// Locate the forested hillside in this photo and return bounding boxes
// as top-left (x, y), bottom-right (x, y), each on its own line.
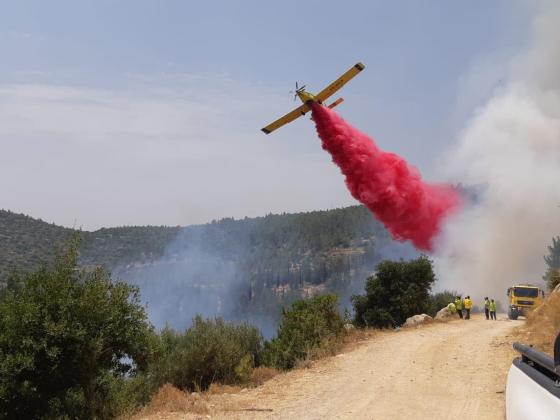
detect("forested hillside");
top-left (0, 210), bottom-right (74, 280)
top-left (0, 209), bottom-right (180, 281)
top-left (1, 206), bottom-right (398, 278)
top-left (0, 206), bottom-right (416, 334)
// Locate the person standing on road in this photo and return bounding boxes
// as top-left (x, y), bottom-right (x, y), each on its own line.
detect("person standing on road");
top-left (484, 297), bottom-right (490, 320)
top-left (464, 296), bottom-right (473, 320)
top-left (454, 296), bottom-right (463, 319)
top-left (489, 299), bottom-right (497, 320)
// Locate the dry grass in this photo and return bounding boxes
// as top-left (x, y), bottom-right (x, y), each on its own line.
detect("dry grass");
top-left (206, 383), bottom-right (242, 395)
top-left (514, 292), bottom-right (560, 354)
top-left (131, 383), bottom-right (209, 418)
top-left (250, 366), bottom-right (279, 386)
top-left (339, 327), bottom-right (379, 353)
top-left (293, 328), bottom-right (378, 369)
top-left (292, 335), bottom-right (344, 370)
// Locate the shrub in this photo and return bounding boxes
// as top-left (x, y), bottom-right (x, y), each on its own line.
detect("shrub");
top-left (149, 317), bottom-right (263, 391)
top-left (0, 243), bottom-right (156, 419)
top-left (427, 290), bottom-right (459, 317)
top-left (352, 256), bottom-right (436, 328)
top-left (262, 294), bottom-right (344, 370)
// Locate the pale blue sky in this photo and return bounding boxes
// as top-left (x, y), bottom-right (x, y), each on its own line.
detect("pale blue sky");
top-left (0, 1), bottom-right (537, 229)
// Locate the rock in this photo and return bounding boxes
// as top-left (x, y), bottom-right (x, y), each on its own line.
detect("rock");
top-left (435, 307), bottom-right (454, 321)
top-left (404, 313), bottom-right (433, 327)
top-left (343, 323), bottom-right (356, 332)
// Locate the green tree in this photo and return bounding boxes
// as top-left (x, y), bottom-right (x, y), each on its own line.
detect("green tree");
top-left (543, 237), bottom-right (560, 291)
top-left (352, 256), bottom-right (436, 328)
top-left (263, 294), bottom-right (344, 370)
top-left (0, 243), bottom-right (156, 419)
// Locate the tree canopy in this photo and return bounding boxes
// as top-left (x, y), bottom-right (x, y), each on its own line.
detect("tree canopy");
top-left (0, 243), bottom-right (156, 419)
top-left (352, 256), bottom-right (436, 328)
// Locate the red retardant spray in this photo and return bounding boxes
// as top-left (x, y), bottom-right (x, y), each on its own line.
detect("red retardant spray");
top-left (311, 103), bottom-right (461, 251)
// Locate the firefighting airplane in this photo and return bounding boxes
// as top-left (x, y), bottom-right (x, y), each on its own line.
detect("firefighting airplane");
top-left (261, 62), bottom-right (365, 134)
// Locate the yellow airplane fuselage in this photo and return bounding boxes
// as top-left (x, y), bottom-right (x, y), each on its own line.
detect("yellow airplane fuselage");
top-left (296, 90), bottom-right (320, 104)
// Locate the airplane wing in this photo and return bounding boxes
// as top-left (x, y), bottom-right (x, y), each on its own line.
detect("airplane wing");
top-left (316, 62), bottom-right (365, 103)
top-left (261, 103), bottom-right (310, 134)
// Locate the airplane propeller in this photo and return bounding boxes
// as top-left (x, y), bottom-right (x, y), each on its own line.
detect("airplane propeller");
top-left (290, 82), bottom-right (306, 101)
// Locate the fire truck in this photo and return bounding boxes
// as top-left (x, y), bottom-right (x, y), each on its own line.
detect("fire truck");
top-left (506, 284), bottom-right (545, 320)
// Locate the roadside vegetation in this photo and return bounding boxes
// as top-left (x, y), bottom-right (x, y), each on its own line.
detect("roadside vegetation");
top-left (351, 256), bottom-right (436, 328)
top-left (0, 239), bottom-right (452, 418)
top-left (147, 317), bottom-right (263, 392)
top-left (0, 241), bottom-right (157, 419)
top-left (262, 294), bottom-right (345, 369)
top-left (0, 242), bottom-right (348, 418)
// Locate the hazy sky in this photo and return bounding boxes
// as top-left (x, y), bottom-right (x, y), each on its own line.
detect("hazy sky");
top-left (0, 1), bottom-right (536, 229)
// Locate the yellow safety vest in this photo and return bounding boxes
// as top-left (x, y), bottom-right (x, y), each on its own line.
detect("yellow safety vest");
top-left (454, 299), bottom-right (463, 310)
top-left (489, 302), bottom-right (497, 312)
top-left (464, 298), bottom-right (473, 309)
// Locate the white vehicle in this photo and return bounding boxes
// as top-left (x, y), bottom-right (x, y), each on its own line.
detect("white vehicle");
top-left (506, 332), bottom-right (560, 419)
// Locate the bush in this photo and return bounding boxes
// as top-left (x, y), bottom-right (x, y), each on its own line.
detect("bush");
top-left (352, 256), bottom-right (436, 328)
top-left (149, 316), bottom-right (263, 391)
top-left (427, 290), bottom-right (459, 317)
top-left (262, 294), bottom-right (344, 370)
top-left (0, 243), bottom-right (156, 419)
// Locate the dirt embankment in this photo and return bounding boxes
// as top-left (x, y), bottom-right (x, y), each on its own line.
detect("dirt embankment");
top-left (137, 314), bottom-right (520, 420)
top-left (514, 291), bottom-right (560, 354)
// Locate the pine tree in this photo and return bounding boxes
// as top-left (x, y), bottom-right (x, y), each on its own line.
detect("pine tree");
top-left (543, 237), bottom-right (560, 291)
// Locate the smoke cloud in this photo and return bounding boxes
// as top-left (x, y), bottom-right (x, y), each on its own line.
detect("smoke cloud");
top-left (435, 1), bottom-right (560, 302)
top-left (114, 226), bottom-right (280, 339)
top-left (311, 103), bottom-right (461, 251)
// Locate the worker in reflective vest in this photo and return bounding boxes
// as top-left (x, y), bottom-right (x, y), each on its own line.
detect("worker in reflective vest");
top-left (484, 297), bottom-right (490, 320)
top-left (447, 302), bottom-right (457, 313)
top-left (464, 296), bottom-right (473, 320)
top-left (489, 299), bottom-right (497, 320)
top-left (454, 296), bottom-right (463, 319)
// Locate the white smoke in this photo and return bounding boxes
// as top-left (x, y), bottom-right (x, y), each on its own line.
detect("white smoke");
top-left (435, 1), bottom-right (560, 302)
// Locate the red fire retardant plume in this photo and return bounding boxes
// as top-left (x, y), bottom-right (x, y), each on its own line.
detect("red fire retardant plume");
top-left (311, 103), bottom-right (461, 251)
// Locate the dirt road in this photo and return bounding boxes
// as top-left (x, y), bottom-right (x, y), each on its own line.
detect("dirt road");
top-left (144, 315), bottom-right (520, 420)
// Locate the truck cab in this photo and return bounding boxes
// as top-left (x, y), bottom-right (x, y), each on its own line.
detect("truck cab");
top-left (506, 285), bottom-right (544, 320)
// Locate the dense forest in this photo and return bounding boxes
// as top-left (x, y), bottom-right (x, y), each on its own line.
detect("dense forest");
top-left (0, 206), bottom-right (416, 335)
